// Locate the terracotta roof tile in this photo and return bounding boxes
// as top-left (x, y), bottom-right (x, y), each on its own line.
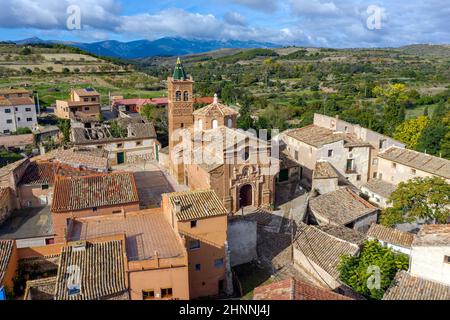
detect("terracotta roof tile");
top-left (54, 240), bottom-right (127, 300)
top-left (0, 240), bottom-right (14, 285)
top-left (383, 271), bottom-right (450, 300)
top-left (52, 172), bottom-right (139, 213)
top-left (253, 277), bottom-right (352, 300)
top-left (367, 224), bottom-right (414, 248)
top-left (167, 189), bottom-right (228, 221)
top-left (19, 162), bottom-right (57, 185)
top-left (69, 210), bottom-right (186, 261)
top-left (294, 223), bottom-right (360, 279)
top-left (378, 146), bottom-right (450, 179)
top-left (412, 224), bottom-right (450, 247)
top-left (24, 277), bottom-right (57, 300)
top-left (193, 101), bottom-right (239, 117)
top-left (314, 161), bottom-right (339, 179)
top-left (309, 187), bottom-right (378, 225)
top-left (362, 179), bottom-right (397, 198)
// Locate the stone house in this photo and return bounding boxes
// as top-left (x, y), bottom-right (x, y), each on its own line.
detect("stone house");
top-left (366, 223), bottom-right (414, 255)
top-left (55, 88), bottom-right (101, 122)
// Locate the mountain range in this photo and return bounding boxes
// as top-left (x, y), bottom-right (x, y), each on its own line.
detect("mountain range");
top-left (7, 37), bottom-right (279, 59)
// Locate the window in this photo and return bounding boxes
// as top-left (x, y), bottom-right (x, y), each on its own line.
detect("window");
top-left (348, 147), bottom-right (353, 152)
top-left (356, 175), bottom-right (361, 181)
top-left (180, 123), bottom-right (184, 128)
top-left (189, 240), bottom-right (200, 250)
top-left (444, 256), bottom-right (450, 264)
top-left (92, 207), bottom-right (97, 212)
top-left (294, 150), bottom-right (299, 161)
top-left (190, 220), bottom-right (197, 228)
top-left (41, 184), bottom-right (49, 190)
top-left (328, 149), bottom-right (333, 157)
top-left (379, 139), bottom-right (386, 149)
top-left (161, 288), bottom-right (173, 299)
top-left (5, 109), bottom-right (11, 113)
top-left (84, 98), bottom-right (89, 102)
top-left (175, 91), bottom-right (182, 101)
top-left (373, 172), bottom-right (377, 179)
top-left (3, 130), bottom-right (9, 134)
top-left (84, 107), bottom-right (90, 111)
top-left (411, 169), bottom-right (416, 175)
top-left (112, 210), bottom-right (122, 214)
top-left (214, 258), bottom-right (224, 268)
top-left (6, 119), bottom-right (12, 124)
top-left (136, 141), bottom-right (142, 147)
top-left (346, 159), bottom-right (355, 173)
top-left (242, 147), bottom-right (250, 161)
top-left (375, 197), bottom-right (380, 203)
top-left (227, 118), bottom-right (233, 128)
top-left (378, 173), bottom-right (383, 179)
top-left (391, 162), bottom-right (397, 169)
top-left (212, 119), bottom-right (218, 129)
top-left (91, 97), bottom-right (96, 102)
top-left (183, 91), bottom-right (189, 101)
top-left (195, 264), bottom-right (201, 271)
top-left (25, 107), bottom-right (31, 112)
top-left (17, 117), bottom-right (21, 122)
top-left (117, 143), bottom-right (123, 148)
top-left (142, 290), bottom-right (155, 300)
top-left (27, 118), bottom-right (32, 122)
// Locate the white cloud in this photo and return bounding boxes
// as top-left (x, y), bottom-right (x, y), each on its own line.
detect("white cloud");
top-left (224, 11), bottom-right (247, 26)
top-left (290, 0), bottom-right (340, 16)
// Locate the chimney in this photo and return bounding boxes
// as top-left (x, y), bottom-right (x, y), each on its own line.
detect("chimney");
top-left (174, 199), bottom-right (182, 214)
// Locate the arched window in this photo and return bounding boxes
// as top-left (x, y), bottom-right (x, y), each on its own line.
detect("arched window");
top-left (212, 119), bottom-right (218, 129)
top-left (183, 91), bottom-right (189, 101)
top-left (242, 147), bottom-right (250, 162)
top-left (198, 119), bottom-right (203, 130)
top-left (227, 118), bottom-right (233, 128)
top-left (175, 91), bottom-right (182, 101)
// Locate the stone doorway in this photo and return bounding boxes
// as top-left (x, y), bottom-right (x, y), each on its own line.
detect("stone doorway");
top-left (239, 184), bottom-right (253, 208)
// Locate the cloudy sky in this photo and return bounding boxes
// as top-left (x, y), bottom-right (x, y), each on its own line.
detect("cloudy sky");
top-left (0, 0), bottom-right (448, 47)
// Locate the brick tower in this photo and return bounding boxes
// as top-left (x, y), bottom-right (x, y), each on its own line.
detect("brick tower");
top-left (167, 58), bottom-right (194, 183)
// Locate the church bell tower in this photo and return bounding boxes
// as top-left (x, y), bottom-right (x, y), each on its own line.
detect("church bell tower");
top-left (167, 58), bottom-right (194, 183)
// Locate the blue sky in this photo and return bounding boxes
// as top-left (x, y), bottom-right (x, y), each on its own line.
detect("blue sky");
top-left (0, 0), bottom-right (448, 47)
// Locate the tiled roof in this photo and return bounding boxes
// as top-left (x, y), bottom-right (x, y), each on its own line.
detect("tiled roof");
top-left (52, 172), bottom-right (139, 213)
top-left (367, 224), bottom-right (414, 248)
top-left (0, 134), bottom-right (34, 148)
top-left (294, 223), bottom-right (360, 279)
top-left (55, 240), bottom-right (127, 300)
top-left (315, 224), bottom-right (366, 245)
top-left (73, 88), bottom-right (99, 97)
top-left (253, 277), bottom-right (352, 300)
top-left (383, 271), bottom-right (450, 300)
top-left (314, 161), bottom-right (339, 179)
top-left (167, 189), bottom-right (228, 221)
top-left (24, 277), bottom-right (57, 300)
top-left (19, 162), bottom-right (57, 185)
top-left (412, 224), bottom-right (450, 247)
top-left (378, 146), bottom-right (450, 179)
top-left (52, 148), bottom-right (109, 171)
top-left (7, 97), bottom-right (35, 106)
top-left (362, 179), bottom-right (397, 198)
top-left (193, 100), bottom-right (239, 117)
top-left (309, 187), bottom-right (378, 225)
top-left (0, 88), bottom-right (31, 95)
top-left (286, 125), bottom-right (370, 148)
top-left (0, 240), bottom-right (14, 285)
top-left (69, 210), bottom-right (186, 261)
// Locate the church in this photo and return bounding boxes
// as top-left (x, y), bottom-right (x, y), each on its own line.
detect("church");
top-left (165, 58), bottom-right (279, 213)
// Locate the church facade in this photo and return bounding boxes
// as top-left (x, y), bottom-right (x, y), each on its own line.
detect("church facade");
top-left (166, 59), bottom-right (279, 213)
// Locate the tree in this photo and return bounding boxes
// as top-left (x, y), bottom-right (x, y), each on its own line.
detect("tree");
top-left (12, 127), bottom-right (32, 135)
top-left (109, 121), bottom-right (127, 138)
top-left (140, 104), bottom-right (157, 123)
top-left (338, 240), bottom-right (409, 300)
top-left (57, 119), bottom-right (71, 144)
top-left (380, 177), bottom-right (450, 227)
top-left (393, 116), bottom-right (429, 149)
top-left (373, 84), bottom-right (409, 134)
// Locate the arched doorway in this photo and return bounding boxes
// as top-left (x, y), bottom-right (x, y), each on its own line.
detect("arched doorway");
top-left (239, 184), bottom-right (253, 208)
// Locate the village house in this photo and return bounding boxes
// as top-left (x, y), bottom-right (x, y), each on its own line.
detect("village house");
top-left (377, 146), bottom-right (450, 185)
top-left (23, 237), bottom-right (129, 300)
top-left (71, 116), bottom-right (159, 165)
top-left (366, 223), bottom-right (414, 255)
top-left (40, 147), bottom-right (109, 173)
top-left (164, 59), bottom-right (278, 212)
top-left (281, 124), bottom-right (372, 189)
top-left (409, 224), bottom-right (450, 286)
top-left (253, 277), bottom-right (352, 300)
top-left (0, 187), bottom-right (13, 225)
top-left (360, 179), bottom-right (397, 208)
top-left (0, 206), bottom-right (54, 248)
top-left (67, 209), bottom-right (190, 300)
top-left (0, 240), bottom-right (18, 295)
top-left (313, 114), bottom-right (405, 180)
top-left (383, 271), bottom-right (450, 300)
top-left (162, 189), bottom-right (231, 299)
top-left (55, 88), bottom-right (101, 122)
top-left (308, 187), bottom-right (379, 232)
top-left (293, 223), bottom-right (363, 296)
top-left (311, 160), bottom-right (340, 194)
top-left (0, 158), bottom-right (29, 214)
top-left (0, 88), bottom-right (37, 135)
top-left (51, 172), bottom-right (140, 243)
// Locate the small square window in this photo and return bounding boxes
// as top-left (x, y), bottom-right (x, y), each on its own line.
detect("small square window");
top-left (373, 172), bottom-right (377, 179)
top-left (214, 258), bottom-right (224, 268)
top-left (136, 141), bottom-right (142, 147)
top-left (92, 207), bottom-right (98, 212)
top-left (392, 162), bottom-right (397, 169)
top-left (356, 175), bottom-right (361, 181)
top-left (195, 264), bottom-right (201, 271)
top-left (27, 118), bottom-right (32, 122)
top-left (161, 288), bottom-right (173, 299)
top-left (25, 108), bottom-right (31, 112)
top-left (190, 220), bottom-right (197, 228)
top-left (6, 119), bottom-right (12, 124)
top-left (117, 143), bottom-right (123, 148)
top-left (444, 256), bottom-right (450, 264)
top-left (328, 149), bottom-right (333, 157)
top-left (142, 290), bottom-right (155, 300)
top-left (411, 169), bottom-right (416, 175)
top-left (5, 109), bottom-right (11, 113)
top-left (294, 150), bottom-right (299, 160)
top-left (189, 240), bottom-right (200, 250)
top-left (41, 184), bottom-right (49, 190)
